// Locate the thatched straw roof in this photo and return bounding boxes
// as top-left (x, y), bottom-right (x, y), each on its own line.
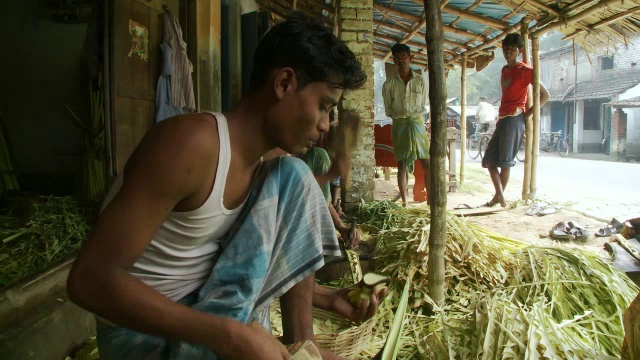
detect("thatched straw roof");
top-left (256, 0), bottom-right (640, 70)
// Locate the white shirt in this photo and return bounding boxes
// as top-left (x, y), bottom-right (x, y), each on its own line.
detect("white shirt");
top-left (476, 101), bottom-right (497, 124)
top-left (382, 70), bottom-right (428, 119)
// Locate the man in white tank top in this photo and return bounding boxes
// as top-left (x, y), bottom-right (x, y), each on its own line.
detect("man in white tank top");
top-left (67, 12), bottom-right (384, 360)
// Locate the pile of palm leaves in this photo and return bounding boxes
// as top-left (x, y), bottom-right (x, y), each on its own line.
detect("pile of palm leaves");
top-left (272, 201), bottom-right (638, 359)
top-left (0, 196), bottom-right (97, 290)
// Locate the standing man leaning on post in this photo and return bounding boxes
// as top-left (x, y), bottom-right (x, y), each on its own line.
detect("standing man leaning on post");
top-left (481, 33), bottom-right (549, 208)
top-left (382, 43), bottom-right (431, 207)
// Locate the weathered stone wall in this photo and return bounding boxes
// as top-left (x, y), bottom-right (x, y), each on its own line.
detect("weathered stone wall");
top-left (339, 0), bottom-right (375, 207)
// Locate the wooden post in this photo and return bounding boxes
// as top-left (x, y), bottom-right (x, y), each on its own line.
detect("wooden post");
top-left (520, 19), bottom-right (533, 200)
top-left (530, 36), bottom-right (541, 200)
top-left (459, 55), bottom-right (467, 184)
top-left (424, 0), bottom-right (447, 306)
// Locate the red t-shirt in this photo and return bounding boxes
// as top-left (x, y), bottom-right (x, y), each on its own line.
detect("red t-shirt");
top-left (499, 61), bottom-right (533, 117)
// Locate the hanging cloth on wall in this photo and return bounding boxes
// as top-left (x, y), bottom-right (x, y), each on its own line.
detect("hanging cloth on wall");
top-left (163, 6), bottom-right (196, 112)
top-left (156, 43), bottom-right (183, 122)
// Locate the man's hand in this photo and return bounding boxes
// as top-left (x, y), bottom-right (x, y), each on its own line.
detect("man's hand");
top-left (327, 286), bottom-right (388, 323)
top-left (337, 226), bottom-right (361, 249)
top-left (219, 321), bottom-right (290, 360)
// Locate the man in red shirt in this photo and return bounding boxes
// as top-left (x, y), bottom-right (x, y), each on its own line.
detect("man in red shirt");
top-left (481, 33), bottom-right (549, 207)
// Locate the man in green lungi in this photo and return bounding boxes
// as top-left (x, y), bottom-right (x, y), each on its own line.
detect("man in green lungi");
top-left (382, 43), bottom-right (431, 206)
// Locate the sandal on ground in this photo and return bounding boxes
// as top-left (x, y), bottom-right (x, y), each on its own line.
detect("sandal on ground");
top-left (478, 200), bottom-right (499, 208)
top-left (550, 229), bottom-right (575, 241)
top-left (596, 224), bottom-right (618, 237)
top-left (538, 206), bottom-right (558, 216)
top-left (526, 202), bottom-right (548, 216)
top-left (552, 221), bottom-right (570, 232)
top-left (454, 204), bottom-right (473, 210)
top-left (568, 221), bottom-right (591, 241)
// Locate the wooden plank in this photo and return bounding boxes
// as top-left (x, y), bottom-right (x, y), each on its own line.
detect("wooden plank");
top-left (451, 206), bottom-right (505, 217)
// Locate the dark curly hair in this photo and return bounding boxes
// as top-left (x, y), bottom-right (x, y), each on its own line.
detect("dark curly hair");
top-left (249, 12), bottom-right (367, 91)
top-left (502, 33), bottom-right (524, 49)
top-left (391, 43), bottom-right (410, 56)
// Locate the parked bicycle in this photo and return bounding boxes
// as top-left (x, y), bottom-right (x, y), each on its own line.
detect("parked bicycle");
top-left (467, 123), bottom-right (491, 160)
top-left (540, 130), bottom-right (572, 157)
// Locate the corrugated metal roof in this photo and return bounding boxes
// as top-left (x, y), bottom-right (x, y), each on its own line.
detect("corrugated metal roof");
top-left (257, 0), bottom-right (640, 70)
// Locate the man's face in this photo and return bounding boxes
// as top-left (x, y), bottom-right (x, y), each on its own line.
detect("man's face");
top-left (393, 51), bottom-right (411, 72)
top-left (502, 44), bottom-right (521, 62)
top-left (268, 75), bottom-right (343, 157)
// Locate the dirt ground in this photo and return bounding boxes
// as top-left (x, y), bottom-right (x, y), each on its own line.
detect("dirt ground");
top-left (372, 166), bottom-right (612, 257)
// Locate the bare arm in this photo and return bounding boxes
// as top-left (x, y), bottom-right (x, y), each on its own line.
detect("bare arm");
top-left (382, 82), bottom-right (393, 117)
top-left (524, 82), bottom-right (550, 118)
top-left (67, 115), bottom-right (288, 359)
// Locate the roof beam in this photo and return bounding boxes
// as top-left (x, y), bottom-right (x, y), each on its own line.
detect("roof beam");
top-left (374, 32), bottom-right (457, 56)
top-left (373, 3), bottom-right (489, 41)
top-left (381, 14), bottom-right (427, 62)
top-left (448, 22), bottom-right (521, 65)
top-left (533, 0), bottom-right (628, 37)
top-left (527, 0), bottom-right (561, 16)
top-left (374, 20), bottom-right (472, 51)
top-left (562, 6), bottom-right (640, 40)
top-left (307, 0), bottom-right (334, 14)
top-left (451, 0), bottom-right (482, 27)
top-left (409, 0), bottom-right (508, 30)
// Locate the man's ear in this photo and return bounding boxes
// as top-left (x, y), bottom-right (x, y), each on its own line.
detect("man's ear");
top-left (273, 68), bottom-right (298, 100)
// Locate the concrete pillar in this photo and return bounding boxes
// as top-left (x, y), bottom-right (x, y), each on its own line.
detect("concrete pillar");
top-left (339, 0), bottom-right (375, 208)
top-left (195, 0), bottom-right (222, 112)
top-left (611, 108), bottom-right (627, 161)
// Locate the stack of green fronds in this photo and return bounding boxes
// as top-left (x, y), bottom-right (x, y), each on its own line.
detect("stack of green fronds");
top-left (357, 200), bottom-right (404, 230)
top-left (374, 206), bottom-right (524, 309)
top-left (301, 203), bottom-right (638, 359)
top-left (0, 115), bottom-right (20, 192)
top-left (66, 75), bottom-right (107, 202)
top-left (65, 336), bottom-right (99, 360)
top-left (0, 196), bottom-right (97, 289)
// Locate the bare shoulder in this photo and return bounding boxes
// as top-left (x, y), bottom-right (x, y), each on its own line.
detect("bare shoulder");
top-left (123, 113), bottom-right (220, 199)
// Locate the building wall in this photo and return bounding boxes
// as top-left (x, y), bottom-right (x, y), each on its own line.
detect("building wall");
top-left (618, 84), bottom-right (640, 155)
top-left (339, 0), bottom-right (375, 206)
top-left (542, 43), bottom-right (640, 154)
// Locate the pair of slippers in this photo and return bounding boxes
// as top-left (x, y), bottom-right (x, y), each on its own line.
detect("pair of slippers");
top-left (549, 221), bottom-right (591, 241)
top-left (526, 202), bottom-right (559, 216)
top-left (596, 218), bottom-right (623, 237)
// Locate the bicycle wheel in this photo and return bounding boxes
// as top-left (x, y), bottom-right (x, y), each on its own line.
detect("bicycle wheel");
top-left (373, 144), bottom-right (401, 201)
top-left (557, 136), bottom-right (570, 157)
top-left (516, 140), bottom-right (526, 162)
top-left (479, 135), bottom-right (490, 159)
top-left (467, 135), bottom-right (481, 160)
top-left (539, 138), bottom-right (550, 156)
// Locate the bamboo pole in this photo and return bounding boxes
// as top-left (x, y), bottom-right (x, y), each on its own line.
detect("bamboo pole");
top-left (381, 16), bottom-right (427, 63)
top-left (520, 19), bottom-right (534, 201)
top-left (531, 0), bottom-right (628, 37)
top-left (530, 36), bottom-right (541, 200)
top-left (447, 22), bottom-right (521, 65)
top-left (409, 0), bottom-right (509, 29)
top-left (562, 6), bottom-right (640, 40)
top-left (424, 0), bottom-right (447, 307)
top-left (374, 3), bottom-right (489, 41)
top-left (460, 55), bottom-right (467, 184)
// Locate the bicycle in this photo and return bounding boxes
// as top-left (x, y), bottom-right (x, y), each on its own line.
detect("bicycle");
top-left (467, 123), bottom-right (492, 160)
top-left (540, 130), bottom-right (572, 157)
